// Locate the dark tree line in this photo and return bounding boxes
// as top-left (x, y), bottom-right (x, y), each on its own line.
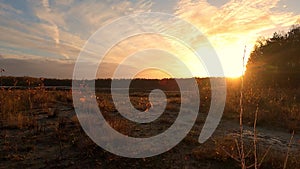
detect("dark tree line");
top-left (0, 76), bottom-right (212, 91)
top-left (0, 76), bottom-right (71, 87)
top-left (245, 25), bottom-right (300, 88)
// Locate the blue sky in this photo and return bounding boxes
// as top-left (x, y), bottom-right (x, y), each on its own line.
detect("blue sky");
top-left (0, 0), bottom-right (299, 78)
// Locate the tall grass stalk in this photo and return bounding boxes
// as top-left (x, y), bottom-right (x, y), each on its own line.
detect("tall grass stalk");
top-left (239, 46), bottom-right (247, 169)
top-left (253, 104), bottom-right (259, 169)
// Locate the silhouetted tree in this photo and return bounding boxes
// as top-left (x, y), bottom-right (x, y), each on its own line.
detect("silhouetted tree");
top-left (245, 25), bottom-right (300, 88)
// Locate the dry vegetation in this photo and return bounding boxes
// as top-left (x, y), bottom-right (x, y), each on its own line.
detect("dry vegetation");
top-left (0, 79), bottom-right (299, 168)
top-left (225, 79), bottom-right (300, 132)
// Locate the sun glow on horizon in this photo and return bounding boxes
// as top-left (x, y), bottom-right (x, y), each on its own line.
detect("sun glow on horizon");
top-left (97, 32), bottom-right (254, 79)
top-left (212, 42), bottom-right (253, 78)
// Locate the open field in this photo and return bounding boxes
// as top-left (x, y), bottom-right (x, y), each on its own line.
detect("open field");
top-left (0, 79), bottom-right (300, 169)
top-left (1, 1), bottom-right (299, 168)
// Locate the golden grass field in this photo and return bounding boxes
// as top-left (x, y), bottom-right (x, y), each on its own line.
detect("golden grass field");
top-left (0, 78), bottom-right (299, 169)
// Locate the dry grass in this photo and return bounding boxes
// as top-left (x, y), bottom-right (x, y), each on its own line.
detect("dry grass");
top-left (0, 87), bottom-right (72, 129)
top-left (0, 79), bottom-right (299, 168)
top-left (208, 134), bottom-right (300, 169)
top-left (225, 79), bottom-right (300, 132)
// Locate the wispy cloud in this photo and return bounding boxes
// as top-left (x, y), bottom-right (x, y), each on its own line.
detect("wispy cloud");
top-left (0, 3), bottom-right (23, 15)
top-left (0, 0), bottom-right (299, 78)
top-left (0, 0), bottom-right (152, 58)
top-left (0, 0), bottom-right (153, 78)
top-left (40, 0), bottom-right (60, 45)
top-left (176, 0), bottom-right (300, 36)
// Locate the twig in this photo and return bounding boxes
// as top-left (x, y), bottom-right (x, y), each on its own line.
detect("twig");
top-left (283, 130), bottom-right (294, 169)
top-left (212, 138), bottom-right (241, 162)
top-left (222, 146), bottom-right (241, 163)
top-left (235, 138), bottom-right (241, 159)
top-left (258, 145), bottom-right (272, 168)
top-left (245, 149), bottom-right (252, 159)
top-left (247, 163), bottom-right (255, 169)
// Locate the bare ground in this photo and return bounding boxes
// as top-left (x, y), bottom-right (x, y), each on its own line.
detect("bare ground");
top-left (1, 101), bottom-right (300, 169)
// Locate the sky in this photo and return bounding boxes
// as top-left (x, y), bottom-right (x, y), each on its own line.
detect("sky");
top-left (0, 0), bottom-right (299, 79)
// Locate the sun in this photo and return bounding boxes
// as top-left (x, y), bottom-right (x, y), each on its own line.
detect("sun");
top-left (209, 41), bottom-right (252, 78)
